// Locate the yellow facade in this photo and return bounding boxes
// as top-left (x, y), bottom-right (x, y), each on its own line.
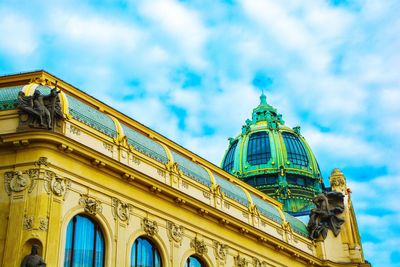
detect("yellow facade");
top-left (0, 71), bottom-right (370, 267)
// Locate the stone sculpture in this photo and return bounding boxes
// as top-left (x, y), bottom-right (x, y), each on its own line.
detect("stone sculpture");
top-left (20, 244), bottom-right (46, 267)
top-left (307, 191), bottom-right (345, 240)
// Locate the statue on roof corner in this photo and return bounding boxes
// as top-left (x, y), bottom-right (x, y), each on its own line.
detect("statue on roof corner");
top-left (18, 81), bottom-right (63, 130)
top-left (307, 191), bottom-right (345, 240)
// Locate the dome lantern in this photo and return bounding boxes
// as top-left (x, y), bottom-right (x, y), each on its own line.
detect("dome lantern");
top-left (221, 93), bottom-right (323, 215)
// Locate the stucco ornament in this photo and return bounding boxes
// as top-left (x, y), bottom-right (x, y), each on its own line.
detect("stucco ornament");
top-left (213, 241), bottom-right (228, 261)
top-left (39, 217), bottom-right (49, 231)
top-left (307, 191), bottom-right (345, 240)
top-left (112, 198), bottom-right (130, 222)
top-left (167, 221), bottom-right (184, 243)
top-left (79, 195), bottom-right (102, 215)
top-left (190, 237), bottom-right (208, 255)
top-left (234, 255), bottom-right (247, 267)
top-left (4, 170), bottom-right (38, 194)
top-left (23, 215), bottom-right (33, 230)
top-left (143, 218), bottom-right (158, 236)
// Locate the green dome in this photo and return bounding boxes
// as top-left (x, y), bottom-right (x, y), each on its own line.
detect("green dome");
top-left (221, 93), bottom-right (323, 215)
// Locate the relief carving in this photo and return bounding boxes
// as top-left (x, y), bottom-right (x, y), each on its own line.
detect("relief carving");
top-left (167, 221), bottom-right (184, 243)
top-left (143, 218), bottom-right (158, 236)
top-left (69, 125), bottom-right (81, 135)
top-left (44, 170), bottom-right (70, 198)
top-left (79, 195), bottom-right (102, 215)
top-left (112, 198), bottom-right (130, 222)
top-left (213, 241), bottom-right (228, 261)
top-left (4, 169), bottom-right (38, 195)
top-left (190, 237), bottom-right (208, 255)
top-left (23, 215), bottom-right (33, 230)
top-left (39, 217), bottom-right (49, 231)
top-left (234, 255), bottom-right (247, 267)
top-left (35, 157), bottom-right (49, 167)
top-left (307, 191), bottom-right (345, 240)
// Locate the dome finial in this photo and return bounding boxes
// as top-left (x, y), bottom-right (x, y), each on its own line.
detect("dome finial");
top-left (260, 90), bottom-right (267, 105)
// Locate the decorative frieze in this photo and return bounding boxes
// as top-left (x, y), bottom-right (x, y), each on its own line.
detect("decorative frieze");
top-left (143, 218), bottom-right (158, 236)
top-left (69, 125), bottom-right (81, 135)
top-left (103, 142), bottom-right (113, 152)
top-left (79, 195), bottom-right (102, 215)
top-left (213, 241), bottom-right (228, 261)
top-left (167, 221), bottom-right (184, 243)
top-left (190, 237), bottom-right (208, 255)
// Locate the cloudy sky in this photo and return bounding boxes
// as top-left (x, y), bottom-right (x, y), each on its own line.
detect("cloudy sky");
top-left (1, 0), bottom-right (399, 265)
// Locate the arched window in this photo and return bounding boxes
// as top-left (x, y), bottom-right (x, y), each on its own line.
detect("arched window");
top-left (282, 132), bottom-right (309, 166)
top-left (131, 237), bottom-right (161, 267)
top-left (222, 140), bottom-right (238, 172)
top-left (64, 214), bottom-right (105, 267)
top-left (185, 255), bottom-right (206, 267)
top-left (247, 131), bottom-right (271, 165)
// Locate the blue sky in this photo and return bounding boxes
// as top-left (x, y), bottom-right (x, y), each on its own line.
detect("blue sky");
top-left (1, 0), bottom-right (399, 265)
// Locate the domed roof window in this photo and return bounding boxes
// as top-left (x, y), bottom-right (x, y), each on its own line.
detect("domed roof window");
top-left (222, 140), bottom-right (238, 172)
top-left (282, 132), bottom-right (309, 167)
top-left (247, 131), bottom-right (271, 165)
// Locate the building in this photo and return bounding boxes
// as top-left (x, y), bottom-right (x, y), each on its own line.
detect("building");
top-left (0, 70), bottom-right (370, 266)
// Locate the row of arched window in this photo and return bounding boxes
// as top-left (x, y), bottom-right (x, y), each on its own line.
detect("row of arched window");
top-left (64, 214), bottom-right (206, 267)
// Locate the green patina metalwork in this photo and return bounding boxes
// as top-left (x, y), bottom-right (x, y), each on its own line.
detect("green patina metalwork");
top-left (284, 212), bottom-right (309, 237)
top-left (121, 124), bottom-right (169, 164)
top-left (221, 93), bottom-right (322, 215)
top-left (66, 94), bottom-right (117, 138)
top-left (250, 193), bottom-right (283, 224)
top-left (171, 150), bottom-right (212, 187)
top-left (213, 174), bottom-right (250, 207)
top-left (0, 86), bottom-right (24, 110)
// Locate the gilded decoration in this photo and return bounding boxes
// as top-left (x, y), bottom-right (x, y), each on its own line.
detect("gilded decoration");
top-left (79, 195), bottom-right (102, 215)
top-left (143, 218), bottom-right (158, 236)
top-left (213, 241), bottom-right (228, 261)
top-left (190, 237), bottom-right (208, 255)
top-left (167, 221), bottom-right (184, 243)
top-left (4, 169), bottom-right (38, 195)
top-left (234, 255), bottom-right (247, 267)
top-left (112, 198), bottom-right (130, 222)
top-left (308, 191), bottom-right (345, 240)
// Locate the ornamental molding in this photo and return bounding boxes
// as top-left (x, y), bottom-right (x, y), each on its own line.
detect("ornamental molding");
top-left (39, 217), bottom-right (49, 231)
top-left (143, 218), bottom-right (158, 236)
top-left (234, 255), bottom-right (247, 267)
top-left (213, 241), bottom-right (228, 261)
top-left (79, 195), bottom-right (102, 215)
top-left (167, 221), bottom-right (184, 243)
top-left (253, 258), bottom-right (267, 267)
top-left (190, 237), bottom-right (208, 255)
top-left (4, 169), bottom-right (39, 195)
top-left (112, 198), bottom-right (131, 223)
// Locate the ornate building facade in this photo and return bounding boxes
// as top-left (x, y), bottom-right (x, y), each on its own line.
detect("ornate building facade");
top-left (0, 71), bottom-right (369, 266)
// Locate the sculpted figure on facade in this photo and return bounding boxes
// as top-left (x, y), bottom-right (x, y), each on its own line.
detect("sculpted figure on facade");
top-left (143, 218), bottom-right (158, 236)
top-left (21, 244), bottom-right (46, 267)
top-left (79, 195), bottom-right (102, 215)
top-left (167, 221), bottom-right (184, 243)
top-left (191, 237), bottom-right (208, 255)
top-left (307, 191), bottom-right (345, 240)
top-left (213, 241), bottom-right (228, 261)
top-left (17, 84), bottom-right (63, 130)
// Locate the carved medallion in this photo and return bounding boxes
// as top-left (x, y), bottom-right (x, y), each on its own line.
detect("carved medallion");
top-left (191, 237), bottom-right (208, 255)
top-left (213, 241), bottom-right (227, 261)
top-left (79, 195), bottom-right (102, 215)
top-left (112, 198), bottom-right (130, 222)
top-left (4, 170), bottom-right (38, 195)
top-left (167, 221), bottom-right (184, 243)
top-left (143, 218), bottom-right (158, 236)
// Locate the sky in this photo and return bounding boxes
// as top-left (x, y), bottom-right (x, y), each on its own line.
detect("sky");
top-left (1, 0), bottom-right (399, 265)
